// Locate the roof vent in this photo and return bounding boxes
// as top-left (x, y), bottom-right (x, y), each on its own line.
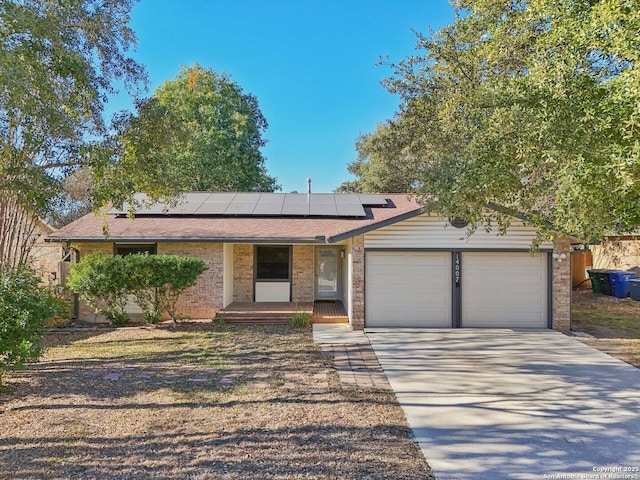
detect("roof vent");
top-left (306, 178), bottom-right (311, 194)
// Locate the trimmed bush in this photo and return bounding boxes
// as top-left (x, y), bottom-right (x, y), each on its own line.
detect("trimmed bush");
top-left (127, 254), bottom-right (208, 323)
top-left (0, 266), bottom-right (68, 385)
top-left (66, 253), bottom-right (133, 326)
top-left (67, 253), bottom-right (208, 325)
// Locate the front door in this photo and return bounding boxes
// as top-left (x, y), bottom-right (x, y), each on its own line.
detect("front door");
top-left (316, 248), bottom-right (340, 300)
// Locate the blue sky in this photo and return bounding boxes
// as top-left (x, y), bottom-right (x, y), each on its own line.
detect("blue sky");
top-left (108, 0), bottom-right (455, 193)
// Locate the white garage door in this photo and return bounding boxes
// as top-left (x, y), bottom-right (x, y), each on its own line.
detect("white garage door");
top-left (366, 251), bottom-right (452, 327)
top-left (462, 252), bottom-right (548, 328)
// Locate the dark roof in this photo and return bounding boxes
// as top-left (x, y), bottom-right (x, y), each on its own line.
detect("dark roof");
top-left (48, 193), bottom-right (423, 244)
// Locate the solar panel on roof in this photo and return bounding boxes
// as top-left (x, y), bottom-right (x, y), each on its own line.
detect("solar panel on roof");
top-left (282, 194), bottom-right (310, 215)
top-left (223, 193), bottom-right (261, 214)
top-left (196, 192), bottom-right (236, 215)
top-left (109, 193), bottom-right (181, 215)
top-left (108, 192), bottom-right (388, 217)
top-left (309, 194), bottom-right (338, 216)
top-left (176, 193), bottom-right (212, 214)
top-left (357, 194), bottom-right (388, 206)
top-left (335, 195), bottom-right (366, 216)
top-left (253, 194), bottom-right (285, 215)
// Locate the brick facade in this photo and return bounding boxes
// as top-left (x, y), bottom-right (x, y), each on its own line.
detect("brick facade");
top-left (292, 245), bottom-right (315, 302)
top-left (350, 235), bottom-right (365, 330)
top-left (158, 242), bottom-right (223, 319)
top-left (233, 244), bottom-right (254, 302)
top-left (552, 237), bottom-right (572, 332)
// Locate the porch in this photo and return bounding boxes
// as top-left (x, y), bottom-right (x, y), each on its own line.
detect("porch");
top-left (215, 301), bottom-right (348, 325)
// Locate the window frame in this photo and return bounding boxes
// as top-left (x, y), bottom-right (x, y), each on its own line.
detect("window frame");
top-left (113, 243), bottom-right (158, 256)
top-left (254, 245), bottom-right (292, 282)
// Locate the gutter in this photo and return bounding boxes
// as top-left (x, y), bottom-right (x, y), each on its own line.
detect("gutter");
top-left (45, 236), bottom-right (328, 244)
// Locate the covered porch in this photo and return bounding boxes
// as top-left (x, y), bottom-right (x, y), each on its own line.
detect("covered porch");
top-left (215, 301), bottom-right (348, 325)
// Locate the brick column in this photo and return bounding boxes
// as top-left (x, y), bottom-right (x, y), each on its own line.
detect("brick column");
top-left (233, 244), bottom-right (254, 302)
top-left (292, 245), bottom-right (314, 302)
top-left (350, 235), bottom-right (365, 330)
top-left (552, 237), bottom-right (572, 332)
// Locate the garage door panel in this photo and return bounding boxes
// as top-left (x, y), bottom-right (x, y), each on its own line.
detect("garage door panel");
top-left (366, 252), bottom-right (451, 328)
top-left (462, 253), bottom-right (547, 328)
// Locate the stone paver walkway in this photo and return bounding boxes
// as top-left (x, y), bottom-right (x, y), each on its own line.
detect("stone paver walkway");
top-left (313, 323), bottom-right (391, 390)
top-left (319, 343), bottom-right (392, 390)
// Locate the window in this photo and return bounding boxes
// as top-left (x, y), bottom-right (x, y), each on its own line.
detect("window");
top-left (255, 246), bottom-right (291, 281)
top-left (114, 244), bottom-right (157, 256)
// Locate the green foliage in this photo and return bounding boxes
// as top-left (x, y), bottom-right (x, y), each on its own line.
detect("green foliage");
top-left (339, 123), bottom-right (420, 193)
top-left (369, 0), bottom-right (640, 242)
top-left (291, 312), bottom-right (311, 328)
top-left (0, 0), bottom-right (145, 262)
top-left (66, 254), bottom-right (132, 326)
top-left (0, 266), bottom-right (68, 385)
top-left (67, 254), bottom-right (208, 325)
top-left (126, 254), bottom-right (209, 324)
top-left (99, 64), bottom-right (280, 208)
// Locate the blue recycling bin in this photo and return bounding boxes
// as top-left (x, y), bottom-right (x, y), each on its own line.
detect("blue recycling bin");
top-left (609, 271), bottom-right (637, 298)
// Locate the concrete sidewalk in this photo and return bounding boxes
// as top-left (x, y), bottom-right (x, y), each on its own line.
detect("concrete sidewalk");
top-left (312, 323), bottom-right (369, 344)
top-left (367, 329), bottom-right (640, 480)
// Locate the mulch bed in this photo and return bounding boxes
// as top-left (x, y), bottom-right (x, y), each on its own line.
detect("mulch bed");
top-left (0, 324), bottom-right (433, 480)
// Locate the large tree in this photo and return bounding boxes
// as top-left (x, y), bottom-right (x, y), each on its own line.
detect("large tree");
top-left (0, 0), bottom-right (146, 271)
top-left (337, 122), bottom-right (421, 193)
top-left (366, 0), bottom-right (639, 241)
top-left (103, 64), bottom-right (279, 199)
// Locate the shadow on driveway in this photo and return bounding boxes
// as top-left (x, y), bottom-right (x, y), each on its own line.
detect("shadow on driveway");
top-left (366, 329), bottom-right (640, 480)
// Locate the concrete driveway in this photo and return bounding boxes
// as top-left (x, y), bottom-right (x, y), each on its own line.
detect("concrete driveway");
top-left (366, 329), bottom-right (640, 480)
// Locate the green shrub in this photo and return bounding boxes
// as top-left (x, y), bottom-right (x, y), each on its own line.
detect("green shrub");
top-left (148, 255), bottom-right (208, 323)
top-left (0, 266), bottom-right (68, 385)
top-left (66, 253), bottom-right (133, 326)
top-left (128, 254), bottom-right (208, 323)
top-left (67, 253), bottom-right (208, 325)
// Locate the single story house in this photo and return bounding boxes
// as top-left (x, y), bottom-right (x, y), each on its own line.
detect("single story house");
top-left (46, 192), bottom-right (572, 331)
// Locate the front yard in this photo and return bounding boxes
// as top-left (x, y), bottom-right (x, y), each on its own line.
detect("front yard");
top-left (572, 289), bottom-right (640, 368)
top-left (0, 324), bottom-right (432, 480)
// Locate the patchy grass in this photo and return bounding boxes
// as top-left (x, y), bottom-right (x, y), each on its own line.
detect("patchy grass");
top-left (572, 290), bottom-right (640, 337)
top-left (572, 290), bottom-right (640, 368)
top-left (0, 324), bottom-right (432, 480)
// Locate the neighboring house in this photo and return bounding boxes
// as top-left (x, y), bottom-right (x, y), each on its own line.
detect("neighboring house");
top-left (0, 217), bottom-right (62, 286)
top-left (30, 220), bottom-right (63, 287)
top-left (46, 192), bottom-right (572, 331)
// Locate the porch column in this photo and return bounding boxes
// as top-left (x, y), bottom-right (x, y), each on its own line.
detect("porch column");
top-left (350, 234), bottom-right (365, 330)
top-left (552, 237), bottom-right (571, 332)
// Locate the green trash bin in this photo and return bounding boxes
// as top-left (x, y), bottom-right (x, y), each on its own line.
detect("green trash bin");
top-left (587, 269), bottom-right (603, 294)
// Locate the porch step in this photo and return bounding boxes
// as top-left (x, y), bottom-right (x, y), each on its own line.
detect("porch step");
top-left (312, 301), bottom-right (348, 324)
top-left (215, 302), bottom-right (313, 326)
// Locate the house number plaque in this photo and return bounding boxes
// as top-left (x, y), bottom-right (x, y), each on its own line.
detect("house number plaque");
top-left (455, 252), bottom-right (461, 287)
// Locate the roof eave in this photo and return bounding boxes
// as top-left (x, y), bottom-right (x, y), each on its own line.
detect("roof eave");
top-left (45, 236), bottom-right (327, 244)
top-left (327, 208), bottom-right (424, 243)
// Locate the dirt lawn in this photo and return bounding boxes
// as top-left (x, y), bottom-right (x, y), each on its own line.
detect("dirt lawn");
top-left (0, 324), bottom-right (433, 480)
top-left (572, 289), bottom-right (640, 368)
